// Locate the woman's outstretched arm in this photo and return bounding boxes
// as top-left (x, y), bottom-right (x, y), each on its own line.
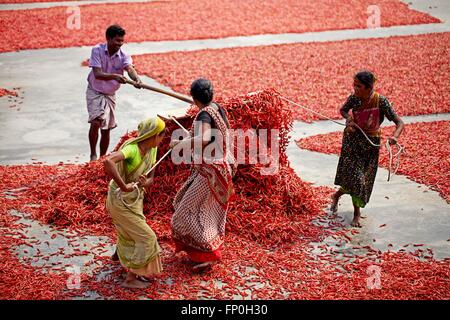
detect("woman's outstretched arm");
top-left (389, 114), bottom-right (404, 144)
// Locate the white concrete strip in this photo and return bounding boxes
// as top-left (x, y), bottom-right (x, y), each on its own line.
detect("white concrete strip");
top-left (1, 0), bottom-right (448, 56)
top-left (0, 0), bottom-right (158, 11)
top-left (3, 23), bottom-right (447, 58)
top-left (125, 23), bottom-right (450, 55)
top-left (405, 0), bottom-right (450, 23)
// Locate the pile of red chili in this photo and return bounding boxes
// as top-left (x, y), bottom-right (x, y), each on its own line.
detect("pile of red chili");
top-left (1, 90), bottom-right (449, 299)
top-left (1, 89), bottom-right (331, 243)
top-left (0, 0), bottom-right (439, 53)
top-left (133, 32), bottom-right (450, 122)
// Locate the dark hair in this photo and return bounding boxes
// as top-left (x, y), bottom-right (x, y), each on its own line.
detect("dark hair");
top-left (106, 25), bottom-right (126, 39)
top-left (355, 70), bottom-right (376, 89)
top-left (190, 78), bottom-right (214, 104)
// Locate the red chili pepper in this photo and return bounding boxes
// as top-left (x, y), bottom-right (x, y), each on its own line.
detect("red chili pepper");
top-left (1, 88), bottom-right (449, 300)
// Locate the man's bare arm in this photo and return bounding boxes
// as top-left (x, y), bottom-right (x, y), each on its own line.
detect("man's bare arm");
top-left (125, 65), bottom-right (142, 88)
top-left (92, 67), bottom-right (127, 83)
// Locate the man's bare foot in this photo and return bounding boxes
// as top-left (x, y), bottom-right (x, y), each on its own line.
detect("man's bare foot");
top-left (350, 217), bottom-right (362, 228)
top-left (121, 278), bottom-right (149, 289)
top-left (90, 154), bottom-right (98, 161)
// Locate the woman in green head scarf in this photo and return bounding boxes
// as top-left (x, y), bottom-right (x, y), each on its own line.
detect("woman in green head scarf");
top-left (104, 116), bottom-right (166, 289)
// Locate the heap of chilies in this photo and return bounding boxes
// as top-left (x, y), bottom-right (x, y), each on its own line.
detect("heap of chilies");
top-left (1, 90), bottom-right (448, 300)
top-left (3, 89), bottom-right (331, 245)
top-left (133, 32), bottom-right (450, 122)
top-left (0, 0), bottom-right (439, 53)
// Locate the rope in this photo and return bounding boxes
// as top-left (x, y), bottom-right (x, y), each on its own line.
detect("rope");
top-left (115, 115), bottom-right (189, 207)
top-left (115, 183), bottom-right (141, 208)
top-left (385, 139), bottom-right (404, 182)
top-left (115, 148), bottom-right (173, 208)
top-left (278, 95), bottom-right (404, 181)
top-left (144, 149), bottom-right (172, 176)
top-left (170, 116), bottom-right (190, 134)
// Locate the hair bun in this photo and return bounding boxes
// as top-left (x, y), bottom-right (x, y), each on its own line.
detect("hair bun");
top-left (190, 78), bottom-right (214, 104)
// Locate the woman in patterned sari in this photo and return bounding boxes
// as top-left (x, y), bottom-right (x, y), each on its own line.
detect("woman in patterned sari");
top-left (170, 78), bottom-right (236, 270)
top-left (104, 117), bottom-right (165, 288)
top-left (330, 71), bottom-right (404, 227)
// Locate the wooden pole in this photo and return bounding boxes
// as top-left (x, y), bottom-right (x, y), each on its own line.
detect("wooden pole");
top-left (125, 79), bottom-right (193, 104)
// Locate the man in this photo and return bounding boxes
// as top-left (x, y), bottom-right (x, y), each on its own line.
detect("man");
top-left (86, 24), bottom-right (142, 161)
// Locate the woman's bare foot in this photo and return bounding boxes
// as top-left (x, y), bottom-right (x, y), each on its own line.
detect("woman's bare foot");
top-left (193, 261), bottom-right (215, 271)
top-left (136, 276), bottom-right (152, 283)
top-left (350, 215), bottom-right (362, 228)
top-left (350, 206), bottom-right (362, 227)
top-left (121, 272), bottom-right (149, 289)
top-left (90, 154), bottom-right (98, 162)
top-left (121, 278), bottom-right (149, 289)
top-left (330, 193), bottom-right (340, 213)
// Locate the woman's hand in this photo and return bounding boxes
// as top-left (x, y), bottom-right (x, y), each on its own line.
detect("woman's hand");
top-left (121, 183), bottom-right (136, 193)
top-left (345, 116), bottom-right (357, 133)
top-left (345, 116), bottom-right (356, 127)
top-left (138, 175), bottom-right (153, 188)
top-left (388, 136), bottom-right (398, 145)
top-left (169, 139), bottom-right (181, 149)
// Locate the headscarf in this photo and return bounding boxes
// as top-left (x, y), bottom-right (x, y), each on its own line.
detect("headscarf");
top-left (121, 116), bottom-right (166, 149)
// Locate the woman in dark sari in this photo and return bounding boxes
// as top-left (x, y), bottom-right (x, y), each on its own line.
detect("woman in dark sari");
top-left (330, 71), bottom-right (404, 227)
top-left (170, 78), bottom-right (236, 270)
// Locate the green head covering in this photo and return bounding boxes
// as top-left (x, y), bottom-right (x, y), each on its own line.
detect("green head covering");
top-left (121, 116), bottom-right (166, 149)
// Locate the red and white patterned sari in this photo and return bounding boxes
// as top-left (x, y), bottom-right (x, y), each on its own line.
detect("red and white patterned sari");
top-left (171, 105), bottom-right (236, 263)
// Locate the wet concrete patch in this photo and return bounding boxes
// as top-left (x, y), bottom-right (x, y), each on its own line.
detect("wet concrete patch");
top-left (5, 210), bottom-right (114, 275)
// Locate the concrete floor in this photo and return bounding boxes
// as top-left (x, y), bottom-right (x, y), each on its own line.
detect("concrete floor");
top-left (0, 47), bottom-right (187, 164)
top-left (288, 131), bottom-right (450, 259)
top-left (1, 1), bottom-right (449, 164)
top-left (0, 0), bottom-right (157, 11)
top-left (0, 0), bottom-right (448, 299)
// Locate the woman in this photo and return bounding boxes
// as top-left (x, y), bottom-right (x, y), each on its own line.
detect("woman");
top-left (170, 78), bottom-right (236, 270)
top-left (330, 71), bottom-right (404, 227)
top-left (104, 117), bottom-right (165, 288)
